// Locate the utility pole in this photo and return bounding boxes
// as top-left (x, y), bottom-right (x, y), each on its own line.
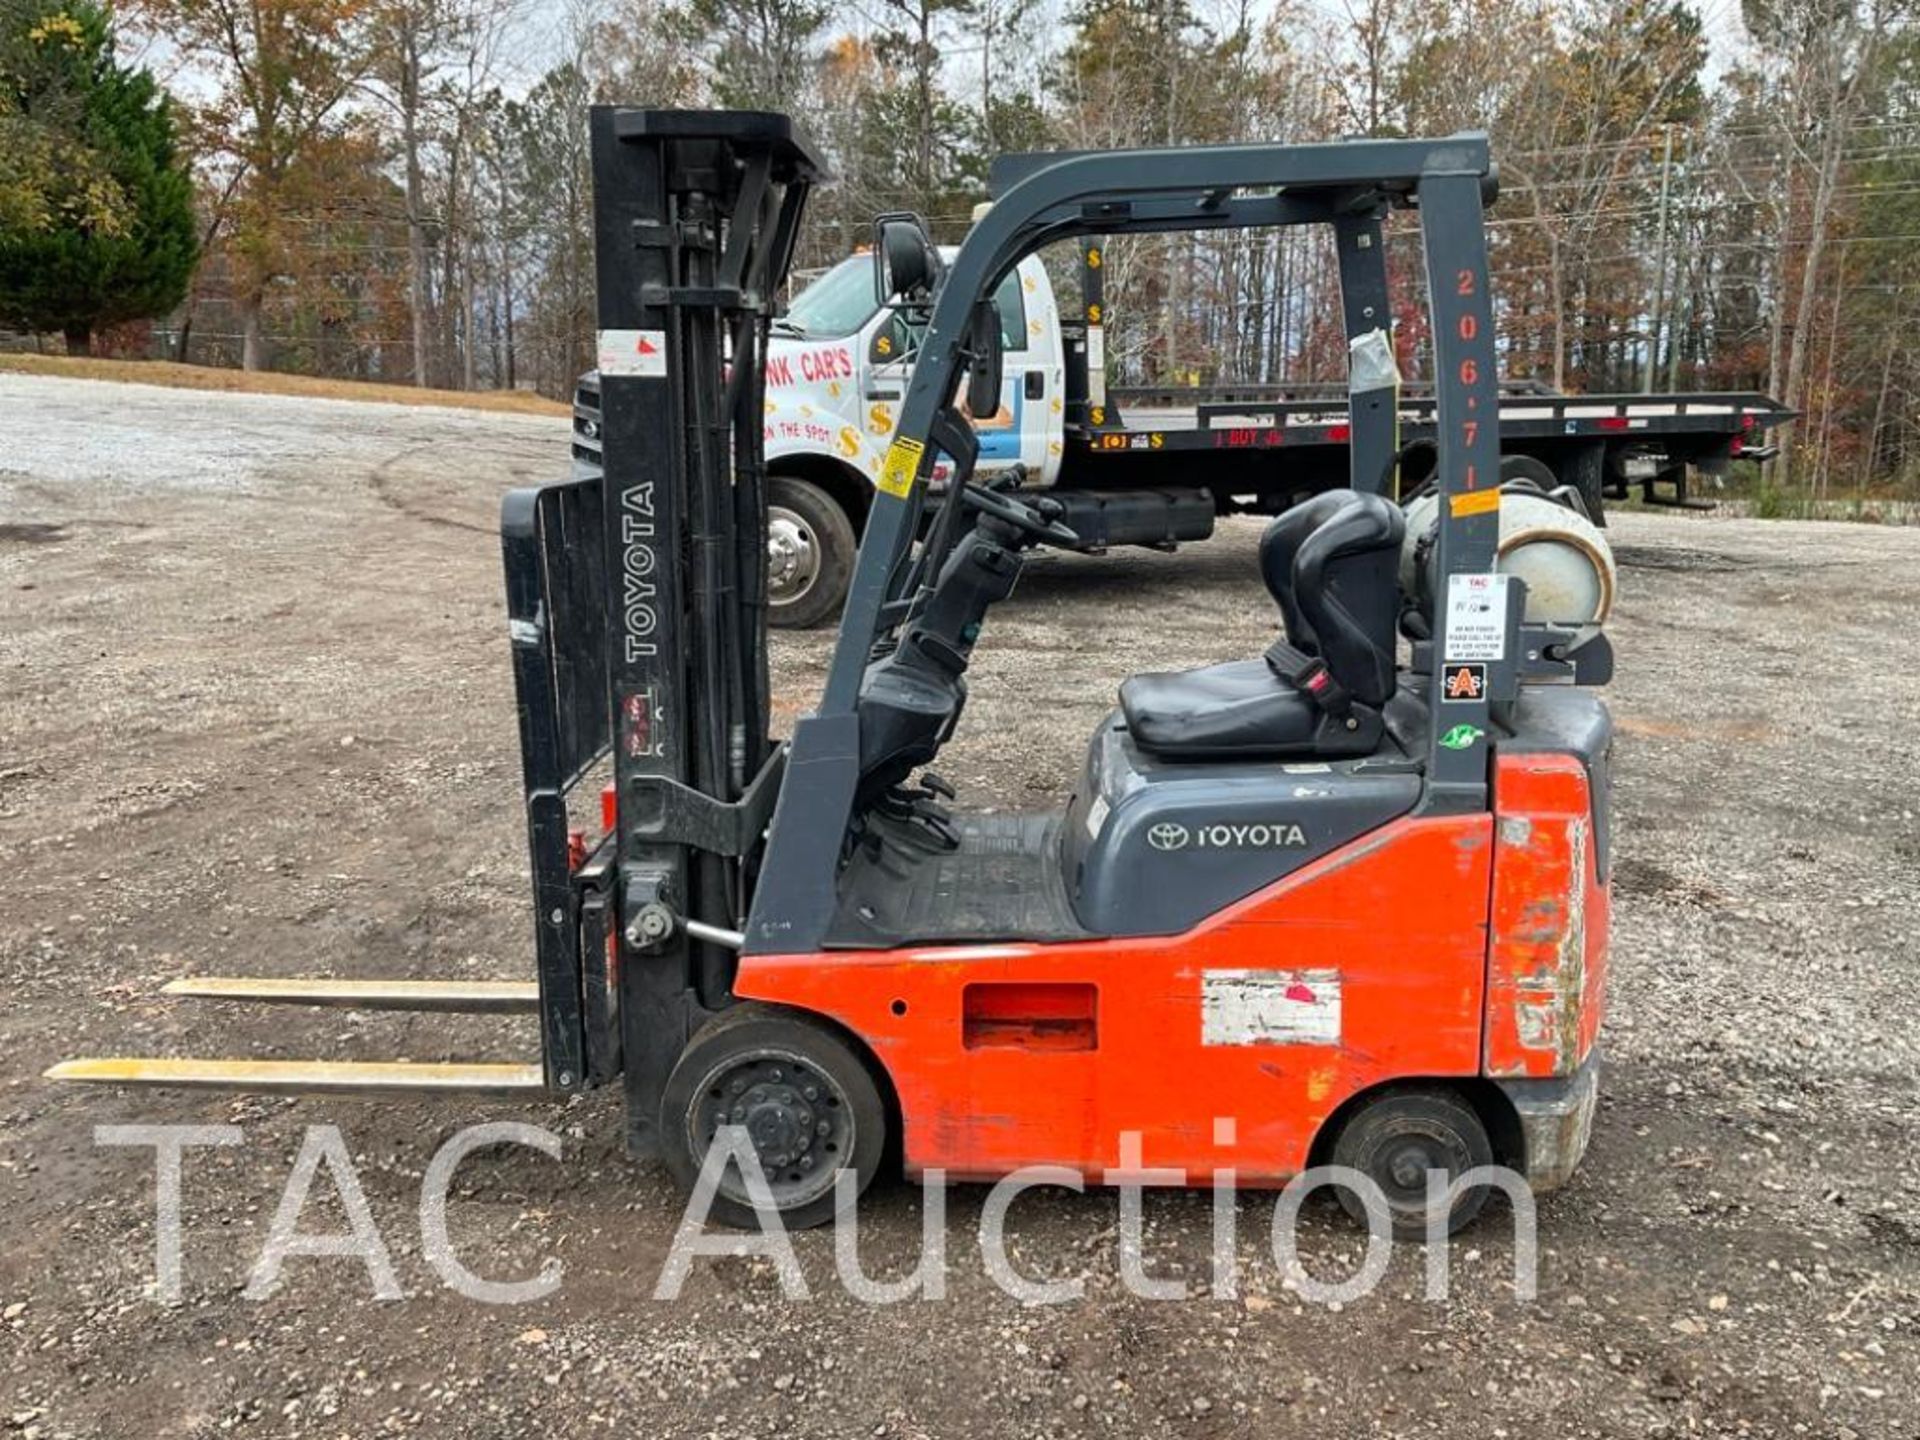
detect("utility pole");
top-left (1643, 123), bottom-right (1675, 393)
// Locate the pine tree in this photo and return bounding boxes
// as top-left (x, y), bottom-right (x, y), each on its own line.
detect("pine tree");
top-left (0, 0), bottom-right (197, 353)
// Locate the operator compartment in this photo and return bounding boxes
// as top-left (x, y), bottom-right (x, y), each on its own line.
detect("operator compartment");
top-left (1062, 486), bottom-right (1428, 936)
top-left (832, 479), bottom-right (1617, 949)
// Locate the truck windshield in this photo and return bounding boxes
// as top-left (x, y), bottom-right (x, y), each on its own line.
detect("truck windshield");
top-left (780, 256), bottom-right (874, 339)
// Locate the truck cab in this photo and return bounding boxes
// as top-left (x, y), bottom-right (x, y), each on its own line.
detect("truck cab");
top-left (576, 248), bottom-right (1064, 626)
top-left (781, 247), bottom-right (1065, 488)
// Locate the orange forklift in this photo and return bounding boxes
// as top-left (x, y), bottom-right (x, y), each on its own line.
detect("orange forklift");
top-left (54, 109), bottom-right (1613, 1236)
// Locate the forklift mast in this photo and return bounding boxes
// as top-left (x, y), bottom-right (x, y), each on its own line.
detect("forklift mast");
top-left (501, 109), bottom-right (825, 1147)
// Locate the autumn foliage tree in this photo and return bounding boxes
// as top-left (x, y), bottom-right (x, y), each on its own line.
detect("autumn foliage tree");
top-left (127, 0), bottom-right (372, 368)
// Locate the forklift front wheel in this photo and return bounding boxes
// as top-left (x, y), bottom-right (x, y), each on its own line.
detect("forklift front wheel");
top-left (660, 1003), bottom-right (888, 1230)
top-left (1327, 1087), bottom-right (1495, 1239)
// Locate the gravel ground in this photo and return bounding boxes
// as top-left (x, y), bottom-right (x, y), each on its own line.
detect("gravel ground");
top-left (2, 372), bottom-right (1917, 1439)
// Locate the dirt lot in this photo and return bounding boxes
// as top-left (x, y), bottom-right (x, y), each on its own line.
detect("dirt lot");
top-left (0, 354), bottom-right (571, 418)
top-left (2, 371), bottom-right (1917, 1439)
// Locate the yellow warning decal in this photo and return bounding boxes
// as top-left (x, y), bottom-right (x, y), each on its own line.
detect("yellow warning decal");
top-left (1449, 488), bottom-right (1502, 518)
top-left (876, 435), bottom-right (925, 498)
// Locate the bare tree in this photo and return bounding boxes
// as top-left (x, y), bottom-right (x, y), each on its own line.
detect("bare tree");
top-left (363, 0), bottom-right (519, 387)
top-left (1747, 0), bottom-right (1891, 479)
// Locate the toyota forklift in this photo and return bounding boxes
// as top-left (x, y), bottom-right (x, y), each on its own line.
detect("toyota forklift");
top-left (53, 109), bottom-right (1613, 1236)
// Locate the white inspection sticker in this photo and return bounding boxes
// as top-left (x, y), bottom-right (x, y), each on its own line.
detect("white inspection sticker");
top-left (1201, 969), bottom-right (1342, 1046)
top-left (597, 329), bottom-right (668, 377)
top-left (1443, 571), bottom-right (1511, 662)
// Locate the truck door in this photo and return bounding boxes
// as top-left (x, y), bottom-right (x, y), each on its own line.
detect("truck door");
top-left (1001, 257), bottom-right (1066, 485)
top-left (858, 258), bottom-right (1063, 484)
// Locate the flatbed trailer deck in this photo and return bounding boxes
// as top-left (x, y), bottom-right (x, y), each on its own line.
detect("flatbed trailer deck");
top-left (1072, 378), bottom-right (1791, 515)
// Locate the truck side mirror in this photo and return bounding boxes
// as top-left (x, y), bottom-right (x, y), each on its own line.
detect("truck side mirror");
top-left (873, 212), bottom-right (942, 304)
top-left (868, 322), bottom-right (910, 366)
top-left (964, 298), bottom-right (1004, 418)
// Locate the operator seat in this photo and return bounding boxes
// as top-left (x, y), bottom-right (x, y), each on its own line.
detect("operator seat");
top-left (1119, 489), bottom-right (1405, 759)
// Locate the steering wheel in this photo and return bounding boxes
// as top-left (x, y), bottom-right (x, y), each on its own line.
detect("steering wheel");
top-left (960, 483), bottom-right (1081, 548)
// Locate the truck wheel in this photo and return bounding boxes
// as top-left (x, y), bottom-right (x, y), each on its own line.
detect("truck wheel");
top-left (1327, 1087), bottom-right (1495, 1238)
top-left (660, 1003), bottom-right (888, 1231)
top-left (767, 476), bottom-right (855, 629)
top-left (1498, 454), bottom-right (1559, 491)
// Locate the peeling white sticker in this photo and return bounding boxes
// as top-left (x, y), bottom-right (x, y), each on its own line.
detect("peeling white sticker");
top-left (1083, 794), bottom-right (1110, 840)
top-left (597, 329), bottom-right (668, 377)
top-left (1202, 969), bottom-right (1342, 1046)
top-left (1444, 571), bottom-right (1510, 662)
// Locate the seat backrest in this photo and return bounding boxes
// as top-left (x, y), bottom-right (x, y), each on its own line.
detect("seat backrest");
top-left (1287, 490), bottom-right (1405, 706)
top-left (1258, 489), bottom-right (1349, 651)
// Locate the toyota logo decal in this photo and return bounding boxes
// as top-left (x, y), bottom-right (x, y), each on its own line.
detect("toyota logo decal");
top-left (1147, 822), bottom-right (1190, 851)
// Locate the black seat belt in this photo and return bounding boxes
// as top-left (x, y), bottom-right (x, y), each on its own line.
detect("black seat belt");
top-left (1263, 638), bottom-right (1352, 717)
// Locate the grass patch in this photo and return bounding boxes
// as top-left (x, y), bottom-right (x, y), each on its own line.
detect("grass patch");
top-left (1737, 483), bottom-right (1915, 525)
top-left (0, 352), bottom-right (570, 418)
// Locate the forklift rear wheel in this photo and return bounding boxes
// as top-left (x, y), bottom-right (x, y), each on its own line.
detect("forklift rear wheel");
top-left (767, 476), bottom-right (855, 629)
top-left (1327, 1088), bottom-right (1495, 1238)
top-left (661, 1003), bottom-right (887, 1230)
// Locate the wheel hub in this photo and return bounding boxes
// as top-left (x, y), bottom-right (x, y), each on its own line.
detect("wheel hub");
top-left (766, 507), bottom-right (820, 606)
top-left (1387, 1143), bottom-right (1435, 1191)
top-left (694, 1053), bottom-right (850, 1208)
top-left (740, 1081), bottom-right (816, 1169)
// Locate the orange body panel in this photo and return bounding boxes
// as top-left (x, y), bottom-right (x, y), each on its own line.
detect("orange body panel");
top-left (737, 814), bottom-right (1495, 1184)
top-left (1483, 753), bottom-right (1610, 1078)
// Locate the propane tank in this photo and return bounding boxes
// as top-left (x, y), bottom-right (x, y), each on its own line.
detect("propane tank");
top-left (1399, 486), bottom-right (1616, 633)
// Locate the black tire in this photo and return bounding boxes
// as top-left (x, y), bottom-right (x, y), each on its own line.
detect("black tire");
top-left (766, 475), bottom-right (856, 630)
top-left (660, 1003), bottom-right (888, 1231)
top-left (1327, 1087), bottom-right (1495, 1239)
top-left (1497, 453), bottom-right (1559, 492)
top-left (1503, 451), bottom-right (1607, 525)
